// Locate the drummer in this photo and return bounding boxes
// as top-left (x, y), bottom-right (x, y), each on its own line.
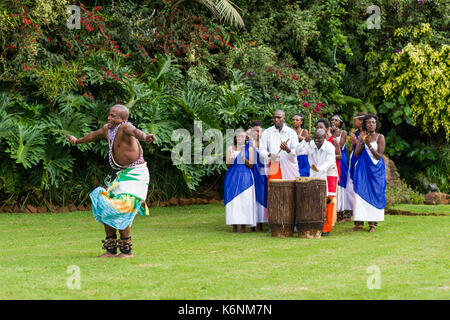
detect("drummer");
top-left (259, 110), bottom-right (299, 218)
top-left (259, 110), bottom-right (300, 181)
top-left (296, 128), bottom-right (337, 236)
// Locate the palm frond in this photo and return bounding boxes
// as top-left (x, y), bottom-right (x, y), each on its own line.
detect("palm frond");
top-left (197, 0), bottom-right (245, 28)
top-left (0, 93), bottom-right (16, 139)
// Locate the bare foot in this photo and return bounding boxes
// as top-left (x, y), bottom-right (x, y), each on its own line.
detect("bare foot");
top-left (237, 226), bottom-right (246, 233)
top-left (369, 227), bottom-right (376, 233)
top-left (115, 252), bottom-right (134, 258)
top-left (347, 226), bottom-right (363, 231)
top-left (97, 252), bottom-right (117, 258)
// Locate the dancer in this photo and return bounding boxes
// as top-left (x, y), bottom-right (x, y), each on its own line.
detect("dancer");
top-left (292, 113), bottom-right (310, 177)
top-left (224, 129), bottom-right (257, 233)
top-left (248, 120), bottom-right (268, 232)
top-left (352, 114), bottom-right (386, 232)
top-left (346, 112), bottom-right (366, 231)
top-left (331, 115), bottom-right (349, 222)
top-left (66, 104), bottom-right (156, 258)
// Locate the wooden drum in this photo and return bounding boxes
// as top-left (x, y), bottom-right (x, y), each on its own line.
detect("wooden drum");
top-left (267, 179), bottom-right (296, 237)
top-left (295, 177), bottom-right (327, 239)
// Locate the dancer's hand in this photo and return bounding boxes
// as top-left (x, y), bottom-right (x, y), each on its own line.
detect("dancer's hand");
top-left (269, 153), bottom-right (280, 162)
top-left (350, 133), bottom-right (357, 145)
top-left (359, 131), bottom-right (368, 146)
top-left (362, 132), bottom-right (371, 147)
top-left (145, 134), bottom-right (157, 144)
top-left (310, 164), bottom-right (319, 172)
top-left (280, 141), bottom-right (291, 153)
top-left (66, 134), bottom-right (77, 145)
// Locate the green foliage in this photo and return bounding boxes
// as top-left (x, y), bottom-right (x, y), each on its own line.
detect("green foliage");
top-left (5, 123), bottom-right (46, 170)
top-left (376, 36), bottom-right (449, 139)
top-left (412, 144), bottom-right (450, 194)
top-left (0, 0), bottom-right (448, 206)
top-left (386, 180), bottom-right (424, 207)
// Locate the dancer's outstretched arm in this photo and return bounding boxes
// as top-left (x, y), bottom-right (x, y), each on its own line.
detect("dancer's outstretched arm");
top-left (66, 124), bottom-right (108, 145)
top-left (121, 122), bottom-right (157, 144)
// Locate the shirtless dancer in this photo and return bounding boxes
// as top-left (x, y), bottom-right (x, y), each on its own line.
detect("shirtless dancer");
top-left (66, 104), bottom-right (156, 258)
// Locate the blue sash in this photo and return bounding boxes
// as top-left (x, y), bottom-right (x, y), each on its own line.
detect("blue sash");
top-left (353, 148), bottom-right (386, 209)
top-left (349, 131), bottom-right (360, 180)
top-left (251, 147), bottom-right (268, 208)
top-left (224, 145), bottom-right (254, 205)
top-left (338, 144), bottom-right (348, 187)
top-left (297, 154), bottom-right (310, 177)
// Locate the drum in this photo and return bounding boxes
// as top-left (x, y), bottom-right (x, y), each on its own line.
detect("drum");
top-left (267, 179), bottom-right (296, 237)
top-left (295, 177), bottom-right (327, 238)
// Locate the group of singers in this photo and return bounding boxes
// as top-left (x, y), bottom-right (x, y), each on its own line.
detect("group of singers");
top-left (224, 110), bottom-right (386, 235)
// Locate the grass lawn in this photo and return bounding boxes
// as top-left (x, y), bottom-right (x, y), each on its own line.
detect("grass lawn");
top-left (0, 203), bottom-right (449, 300)
top-left (388, 204), bottom-right (450, 215)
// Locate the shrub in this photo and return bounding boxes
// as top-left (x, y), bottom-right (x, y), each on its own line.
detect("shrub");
top-left (386, 180), bottom-right (425, 206)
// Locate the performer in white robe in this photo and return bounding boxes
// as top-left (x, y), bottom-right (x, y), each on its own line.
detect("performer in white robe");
top-left (296, 129), bottom-right (337, 236)
top-left (344, 113), bottom-right (366, 229)
top-left (259, 110), bottom-right (300, 181)
top-left (330, 115), bottom-right (349, 221)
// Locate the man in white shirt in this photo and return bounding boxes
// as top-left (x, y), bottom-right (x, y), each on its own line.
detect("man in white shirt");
top-left (296, 129), bottom-right (338, 236)
top-left (259, 110), bottom-right (300, 180)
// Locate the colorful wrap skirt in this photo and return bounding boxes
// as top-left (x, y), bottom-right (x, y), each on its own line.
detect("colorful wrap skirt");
top-left (90, 163), bottom-right (149, 230)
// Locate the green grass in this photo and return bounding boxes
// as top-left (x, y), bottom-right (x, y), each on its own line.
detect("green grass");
top-left (0, 203), bottom-right (449, 300)
top-left (388, 204), bottom-right (450, 215)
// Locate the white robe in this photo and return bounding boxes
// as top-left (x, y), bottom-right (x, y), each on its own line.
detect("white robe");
top-left (296, 140), bottom-right (337, 196)
top-left (225, 150), bottom-right (257, 226)
top-left (259, 124), bottom-right (300, 179)
top-left (353, 141), bottom-right (385, 221)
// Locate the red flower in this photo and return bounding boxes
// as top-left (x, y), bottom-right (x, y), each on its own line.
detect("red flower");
top-left (303, 102), bottom-right (310, 108)
top-left (292, 74), bottom-right (298, 81)
top-left (314, 102), bottom-right (325, 112)
top-left (9, 44), bottom-right (15, 49)
top-left (94, 6), bottom-right (100, 11)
